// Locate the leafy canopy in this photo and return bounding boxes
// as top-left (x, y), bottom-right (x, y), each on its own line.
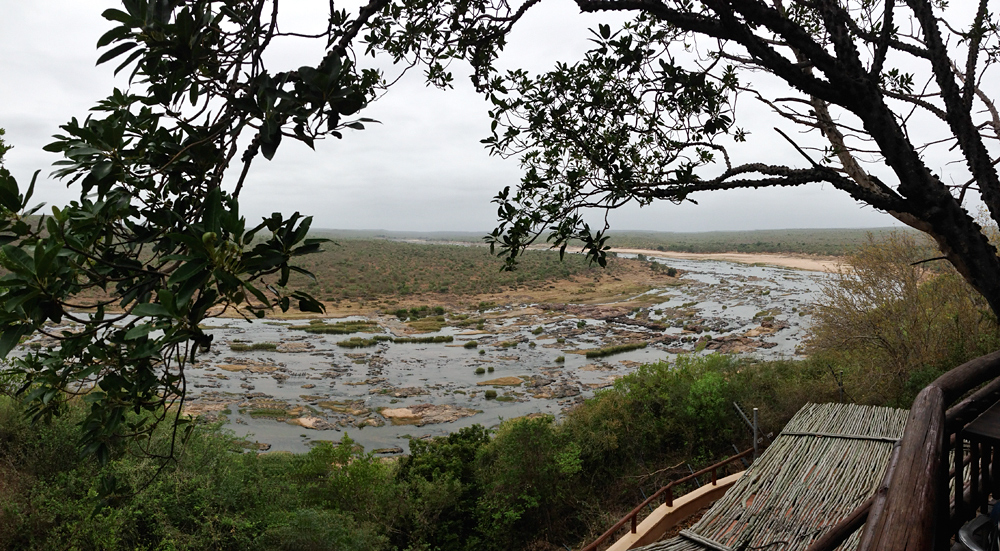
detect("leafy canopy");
top-left (370, 0), bottom-right (1000, 318)
top-left (0, 0), bottom-right (390, 481)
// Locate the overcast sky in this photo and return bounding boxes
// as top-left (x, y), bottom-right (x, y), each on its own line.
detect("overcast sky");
top-left (0, 0), bottom-right (905, 233)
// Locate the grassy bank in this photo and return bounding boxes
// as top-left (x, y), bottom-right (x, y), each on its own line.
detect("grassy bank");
top-left (285, 238), bottom-right (628, 301)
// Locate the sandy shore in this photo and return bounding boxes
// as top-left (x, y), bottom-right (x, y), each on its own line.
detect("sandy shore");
top-left (612, 248), bottom-right (843, 272)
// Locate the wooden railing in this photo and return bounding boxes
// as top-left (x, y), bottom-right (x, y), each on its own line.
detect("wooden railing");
top-left (806, 350), bottom-right (1000, 551)
top-left (580, 448), bottom-right (753, 551)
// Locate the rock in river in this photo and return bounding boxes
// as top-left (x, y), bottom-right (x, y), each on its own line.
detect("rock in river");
top-left (288, 416), bottom-right (337, 430)
top-left (379, 403), bottom-right (480, 426)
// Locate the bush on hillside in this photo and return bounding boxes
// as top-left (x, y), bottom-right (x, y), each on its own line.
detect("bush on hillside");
top-left (809, 232), bottom-right (1000, 406)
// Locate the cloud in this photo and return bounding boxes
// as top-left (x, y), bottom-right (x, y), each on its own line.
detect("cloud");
top-left (0, 1), bottom-right (899, 232)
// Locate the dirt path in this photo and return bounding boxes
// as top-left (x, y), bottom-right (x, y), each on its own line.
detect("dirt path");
top-left (612, 248), bottom-right (843, 273)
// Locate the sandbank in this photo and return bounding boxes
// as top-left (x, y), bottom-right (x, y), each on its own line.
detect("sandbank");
top-left (611, 248), bottom-right (842, 272)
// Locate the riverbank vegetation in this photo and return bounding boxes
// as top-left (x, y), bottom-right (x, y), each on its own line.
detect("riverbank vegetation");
top-left (286, 238), bottom-right (629, 302)
top-left (311, 227), bottom-right (903, 257)
top-left (2, 233), bottom-right (998, 550)
top-left (0, 354), bottom-right (829, 551)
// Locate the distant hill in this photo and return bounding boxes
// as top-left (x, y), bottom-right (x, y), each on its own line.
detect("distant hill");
top-left (310, 227), bottom-right (914, 256)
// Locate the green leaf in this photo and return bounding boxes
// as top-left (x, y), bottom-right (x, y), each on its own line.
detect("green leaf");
top-left (101, 8), bottom-right (132, 24)
top-left (168, 259), bottom-right (208, 286)
top-left (131, 303), bottom-right (169, 317)
top-left (0, 169), bottom-right (21, 211)
top-left (0, 325), bottom-right (30, 358)
top-left (96, 42), bottom-right (138, 66)
top-left (113, 48), bottom-right (144, 76)
top-left (96, 25), bottom-right (132, 48)
top-left (83, 391), bottom-right (106, 404)
top-left (90, 160), bottom-right (114, 182)
top-left (124, 323), bottom-right (153, 340)
top-left (0, 245), bottom-right (33, 274)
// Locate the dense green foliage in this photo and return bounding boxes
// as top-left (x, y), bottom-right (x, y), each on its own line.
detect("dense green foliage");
top-left (0, 353), bottom-right (836, 551)
top-left (809, 232), bottom-right (1000, 407)
top-left (0, 396), bottom-right (391, 550)
top-left (0, 0), bottom-right (395, 473)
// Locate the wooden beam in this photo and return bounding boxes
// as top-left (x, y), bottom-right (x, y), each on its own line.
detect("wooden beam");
top-left (858, 386), bottom-right (945, 550)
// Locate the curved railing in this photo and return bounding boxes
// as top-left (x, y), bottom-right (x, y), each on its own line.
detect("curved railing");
top-left (807, 350), bottom-right (1000, 551)
top-left (581, 448), bottom-right (753, 551)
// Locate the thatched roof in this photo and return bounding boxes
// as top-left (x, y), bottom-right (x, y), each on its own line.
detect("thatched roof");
top-left (636, 402), bottom-right (908, 551)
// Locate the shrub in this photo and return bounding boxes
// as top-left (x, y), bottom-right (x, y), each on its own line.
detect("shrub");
top-left (255, 509), bottom-right (386, 551)
top-left (337, 336), bottom-right (391, 348)
top-left (475, 367), bottom-right (486, 375)
top-left (0, 398), bottom-right (398, 551)
top-left (475, 416), bottom-right (582, 548)
top-left (392, 335), bottom-right (454, 344)
top-left (487, 366), bottom-right (495, 373)
top-left (394, 426), bottom-right (490, 551)
top-left (229, 341), bottom-right (278, 351)
top-left (484, 390), bottom-right (497, 399)
top-left (809, 232), bottom-right (1000, 405)
top-left (555, 356), bottom-right (565, 364)
top-left (584, 342), bottom-right (647, 358)
top-left (292, 320), bottom-right (380, 334)
top-left (464, 341), bottom-right (478, 349)
top-left (531, 326), bottom-right (544, 335)
top-left (0, 361), bottom-right (23, 396)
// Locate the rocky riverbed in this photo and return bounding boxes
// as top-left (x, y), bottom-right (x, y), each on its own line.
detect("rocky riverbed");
top-left (20, 256), bottom-right (831, 455)
top-left (172, 256), bottom-right (830, 454)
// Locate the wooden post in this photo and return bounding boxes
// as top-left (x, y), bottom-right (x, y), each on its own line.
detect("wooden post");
top-left (858, 387), bottom-right (944, 551)
top-left (936, 432), bottom-right (953, 551)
